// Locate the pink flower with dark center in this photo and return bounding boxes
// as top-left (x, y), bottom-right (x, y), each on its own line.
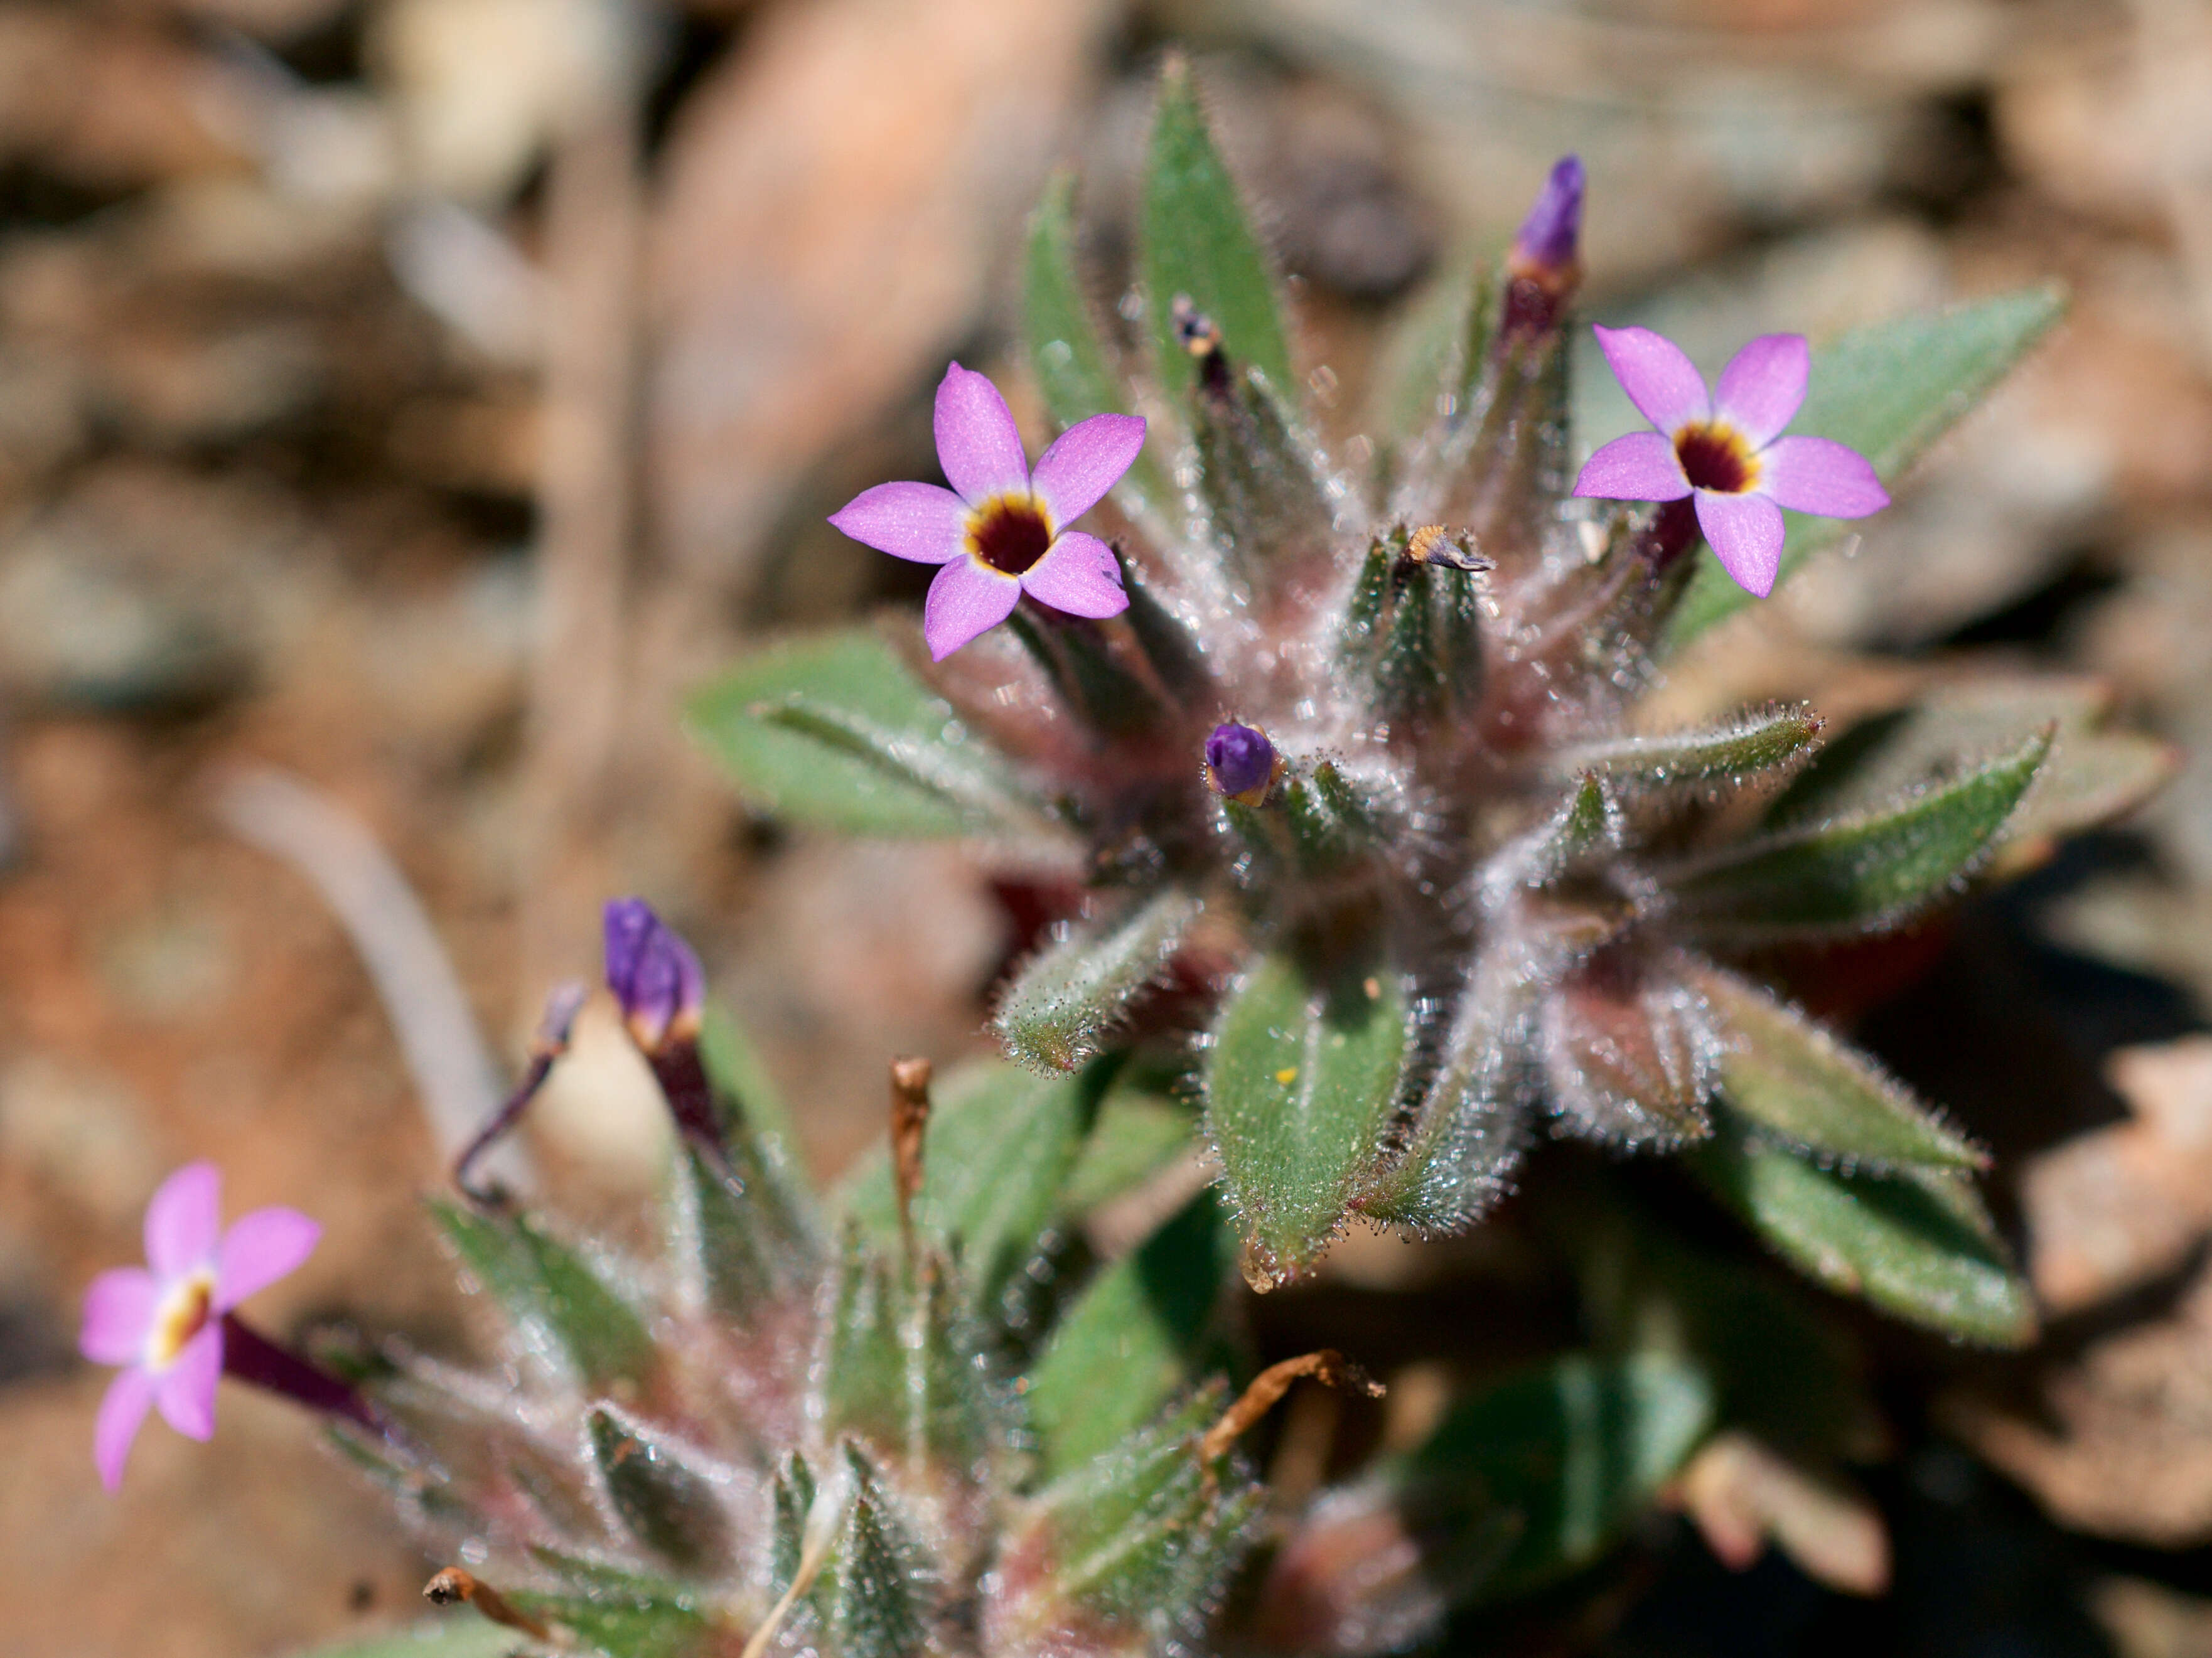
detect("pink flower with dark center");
top-left (1574, 327), bottom-right (1890, 597)
top-left (829, 363), bottom-right (1145, 660)
top-left (78, 1162), bottom-right (319, 1490)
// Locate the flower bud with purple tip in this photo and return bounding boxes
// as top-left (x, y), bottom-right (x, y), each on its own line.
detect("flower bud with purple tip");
top-left (1206, 722), bottom-right (1281, 807)
top-left (604, 897), bottom-right (705, 1057)
top-left (603, 897), bottom-right (724, 1155)
top-left (1508, 155), bottom-right (1584, 289)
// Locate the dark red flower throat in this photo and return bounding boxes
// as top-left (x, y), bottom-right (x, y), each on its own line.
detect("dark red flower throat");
top-left (969, 496), bottom-right (1053, 575)
top-left (1672, 422), bottom-right (1755, 494)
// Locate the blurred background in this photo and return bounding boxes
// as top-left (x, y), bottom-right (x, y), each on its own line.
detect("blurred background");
top-left (7, 0), bottom-right (2212, 1653)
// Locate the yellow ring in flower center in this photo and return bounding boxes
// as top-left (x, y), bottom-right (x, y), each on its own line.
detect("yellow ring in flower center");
top-left (148, 1270), bottom-right (216, 1370)
top-left (964, 493), bottom-right (1055, 577)
top-left (1672, 420), bottom-right (1761, 495)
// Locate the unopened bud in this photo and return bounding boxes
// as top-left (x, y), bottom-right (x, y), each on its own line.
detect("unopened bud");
top-left (603, 897), bottom-right (704, 1056)
top-left (1205, 722), bottom-right (1280, 806)
top-left (1508, 155), bottom-right (1584, 290)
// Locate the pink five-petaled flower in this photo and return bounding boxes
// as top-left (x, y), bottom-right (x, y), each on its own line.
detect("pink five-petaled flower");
top-left (78, 1162), bottom-right (319, 1490)
top-left (1574, 327), bottom-right (1890, 598)
top-left (829, 363), bottom-right (1146, 660)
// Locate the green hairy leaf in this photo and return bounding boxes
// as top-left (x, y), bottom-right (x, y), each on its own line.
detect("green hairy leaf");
top-left (1142, 58), bottom-right (1295, 400)
top-left (1548, 705), bottom-right (1823, 793)
top-left (429, 1201), bottom-right (653, 1390)
top-left (1667, 728), bottom-right (2051, 941)
top-left (588, 1406), bottom-right (732, 1573)
top-left (992, 891), bottom-right (1204, 1074)
top-left (688, 629), bottom-right (1051, 839)
top-left (1767, 677), bottom-right (2174, 868)
top-left (1407, 1352), bottom-right (1715, 1602)
top-left (1669, 285), bottom-right (2067, 645)
top-left (825, 1447), bottom-right (932, 1658)
top-left (1694, 964), bottom-right (1984, 1171)
top-left (1205, 953), bottom-right (1411, 1287)
top-left (1026, 1192), bottom-right (1233, 1479)
top-left (839, 1059), bottom-right (1098, 1314)
top-left (1689, 1122), bottom-right (2035, 1345)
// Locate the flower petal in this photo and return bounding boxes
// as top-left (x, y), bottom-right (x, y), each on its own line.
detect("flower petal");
top-left (1714, 334), bottom-right (1810, 449)
top-left (94, 1366), bottom-right (156, 1491)
top-left (1019, 531), bottom-right (1128, 619)
top-left (155, 1322), bottom-right (223, 1441)
top-left (1030, 413), bottom-right (1146, 528)
top-left (934, 361), bottom-right (1031, 505)
top-left (1594, 325), bottom-right (1709, 436)
top-left (81, 1268), bottom-right (159, 1365)
top-left (1758, 435), bottom-right (1891, 519)
top-left (144, 1162), bottom-right (222, 1280)
top-left (827, 481), bottom-right (968, 564)
top-left (1573, 431), bottom-right (1690, 501)
top-left (923, 557), bottom-right (1021, 661)
top-left (1695, 489), bottom-right (1787, 598)
top-left (215, 1209), bottom-right (321, 1311)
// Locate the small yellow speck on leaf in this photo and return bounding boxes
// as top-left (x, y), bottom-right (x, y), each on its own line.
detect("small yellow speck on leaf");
top-left (1275, 1066), bottom-right (1299, 1086)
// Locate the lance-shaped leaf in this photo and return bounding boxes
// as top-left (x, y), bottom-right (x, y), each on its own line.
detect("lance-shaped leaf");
top-left (1402, 1352), bottom-right (1715, 1604)
top-left (1687, 1120), bottom-right (2034, 1345)
top-left (1692, 963), bottom-right (1983, 1171)
top-left (1024, 171), bottom-right (1173, 518)
top-left (511, 1559), bottom-right (711, 1658)
top-left (687, 629), bottom-right (1052, 840)
top-left (672, 1142), bottom-right (805, 1324)
top-left (1142, 58), bottom-right (1294, 400)
top-left (1547, 705), bottom-right (1823, 794)
top-left (1006, 606), bottom-right (1168, 739)
top-left (1205, 953), bottom-right (1412, 1288)
top-left (587, 1404), bottom-right (733, 1573)
top-left (1766, 677), bottom-right (2174, 875)
top-left (1026, 1192), bottom-right (1234, 1479)
top-left (1520, 773), bottom-right (1618, 887)
top-left (1667, 286), bottom-right (2066, 646)
top-left (1666, 729), bottom-right (2050, 942)
top-left (1016, 1388), bottom-right (1260, 1642)
top-left (824, 1445), bottom-right (932, 1658)
top-left (994, 890), bottom-right (1205, 1074)
top-left (818, 1225), bottom-right (910, 1455)
top-left (429, 1201), bottom-right (653, 1391)
top-left (840, 1059), bottom-right (1099, 1316)
top-left (768, 1451), bottom-right (816, 1596)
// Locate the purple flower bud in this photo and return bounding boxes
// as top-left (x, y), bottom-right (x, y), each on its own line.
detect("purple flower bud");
top-left (1510, 155), bottom-right (1584, 284)
top-left (1206, 722), bottom-right (1279, 805)
top-left (603, 898), bottom-right (704, 1054)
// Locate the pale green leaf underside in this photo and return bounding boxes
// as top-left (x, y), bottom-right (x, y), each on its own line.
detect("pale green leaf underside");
top-left (1666, 286), bottom-right (2066, 648)
top-left (1668, 729), bottom-right (2050, 941)
top-left (1694, 963), bottom-right (1982, 1170)
top-left (1689, 1123), bottom-right (2034, 1345)
top-left (687, 628), bottom-right (1049, 840)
